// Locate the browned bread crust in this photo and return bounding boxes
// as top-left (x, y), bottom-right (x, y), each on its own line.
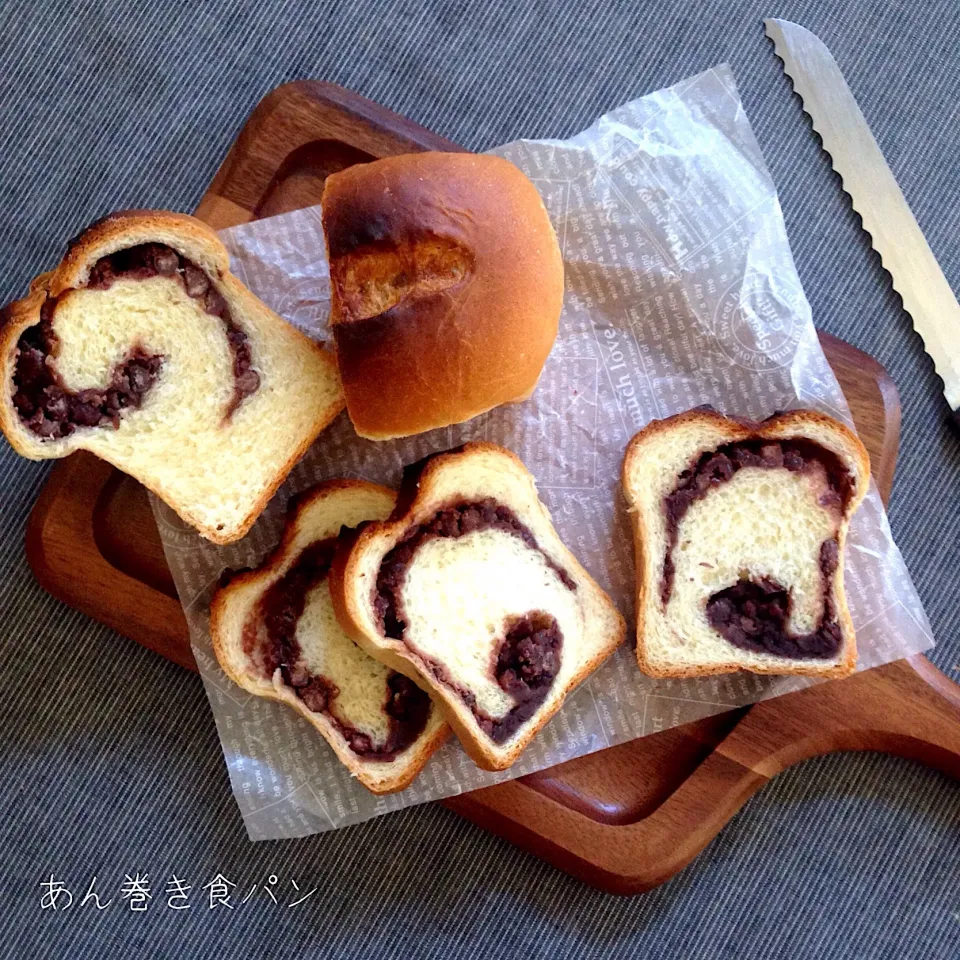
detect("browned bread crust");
top-left (321, 153), bottom-right (564, 440)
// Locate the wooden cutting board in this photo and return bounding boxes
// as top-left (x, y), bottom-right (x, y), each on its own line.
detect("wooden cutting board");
top-left (24, 82), bottom-right (960, 894)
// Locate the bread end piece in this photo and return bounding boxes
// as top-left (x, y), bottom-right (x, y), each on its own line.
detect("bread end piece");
top-left (622, 408), bottom-right (870, 680)
top-left (322, 154), bottom-right (563, 441)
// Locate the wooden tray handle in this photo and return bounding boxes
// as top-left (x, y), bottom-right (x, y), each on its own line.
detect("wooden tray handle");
top-left (713, 655), bottom-right (960, 780)
top-left (451, 655), bottom-right (960, 893)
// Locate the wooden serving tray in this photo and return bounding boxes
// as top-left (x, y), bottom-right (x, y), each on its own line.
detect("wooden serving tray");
top-left (25, 82), bottom-right (960, 894)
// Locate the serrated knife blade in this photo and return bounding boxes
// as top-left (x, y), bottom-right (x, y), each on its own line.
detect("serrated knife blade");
top-left (765, 18), bottom-right (960, 420)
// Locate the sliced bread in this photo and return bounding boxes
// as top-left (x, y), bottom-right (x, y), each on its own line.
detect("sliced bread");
top-left (0, 210), bottom-right (344, 543)
top-left (622, 408), bottom-right (871, 679)
top-left (329, 442), bottom-right (626, 771)
top-left (210, 479), bottom-right (449, 794)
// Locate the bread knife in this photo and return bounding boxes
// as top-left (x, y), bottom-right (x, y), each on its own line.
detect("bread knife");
top-left (765, 18), bottom-right (960, 426)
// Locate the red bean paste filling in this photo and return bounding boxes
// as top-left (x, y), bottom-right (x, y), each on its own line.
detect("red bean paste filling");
top-left (12, 243), bottom-right (259, 439)
top-left (661, 437), bottom-right (853, 659)
top-left (249, 537), bottom-right (430, 761)
top-left (373, 499), bottom-right (575, 744)
top-left (481, 612), bottom-right (563, 741)
top-left (706, 540), bottom-right (842, 659)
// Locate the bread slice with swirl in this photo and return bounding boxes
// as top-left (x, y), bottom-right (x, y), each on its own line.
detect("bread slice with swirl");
top-left (622, 409), bottom-right (870, 679)
top-left (210, 480), bottom-right (449, 794)
top-left (0, 210), bottom-right (344, 543)
top-left (329, 443), bottom-right (626, 771)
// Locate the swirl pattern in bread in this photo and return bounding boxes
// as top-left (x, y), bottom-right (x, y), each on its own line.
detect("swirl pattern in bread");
top-left (622, 408), bottom-right (870, 678)
top-left (0, 210), bottom-right (344, 542)
top-left (211, 480), bottom-right (449, 794)
top-left (329, 443), bottom-right (625, 771)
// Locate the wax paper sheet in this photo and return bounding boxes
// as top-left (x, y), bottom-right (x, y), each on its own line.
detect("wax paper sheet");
top-left (153, 64), bottom-right (934, 839)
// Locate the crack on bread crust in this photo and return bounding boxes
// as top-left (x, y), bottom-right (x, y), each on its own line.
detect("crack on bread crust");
top-left (11, 242), bottom-right (259, 439)
top-left (247, 535), bottom-right (431, 761)
top-left (372, 498), bottom-right (575, 744)
top-left (330, 234), bottom-right (474, 323)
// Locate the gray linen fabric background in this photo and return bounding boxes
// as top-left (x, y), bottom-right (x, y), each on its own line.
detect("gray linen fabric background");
top-left (0, 1), bottom-right (957, 957)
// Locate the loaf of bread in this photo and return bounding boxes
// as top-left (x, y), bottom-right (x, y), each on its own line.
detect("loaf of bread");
top-left (210, 480), bottom-right (449, 794)
top-left (329, 442), bottom-right (625, 770)
top-left (0, 211), bottom-right (344, 543)
top-left (321, 153), bottom-right (564, 440)
top-left (622, 409), bottom-right (870, 679)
